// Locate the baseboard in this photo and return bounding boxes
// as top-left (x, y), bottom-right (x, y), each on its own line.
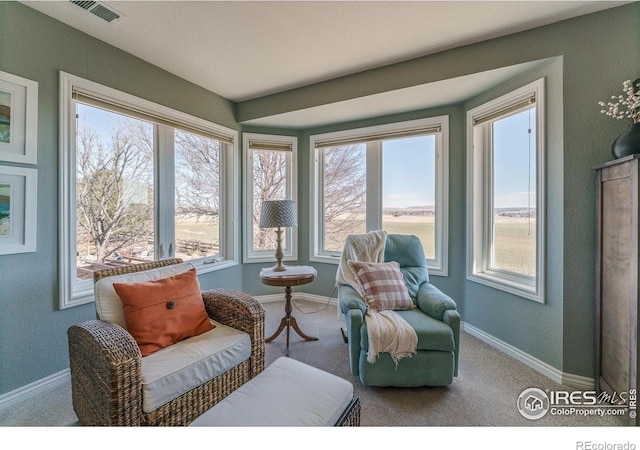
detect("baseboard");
top-left (560, 372), bottom-right (595, 391)
top-left (0, 368), bottom-right (70, 411)
top-left (462, 321), bottom-right (595, 390)
top-left (255, 293), bottom-right (287, 303)
top-left (255, 292), bottom-right (338, 306)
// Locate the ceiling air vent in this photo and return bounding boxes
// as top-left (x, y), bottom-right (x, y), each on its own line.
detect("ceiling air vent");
top-left (69, 1), bottom-right (125, 24)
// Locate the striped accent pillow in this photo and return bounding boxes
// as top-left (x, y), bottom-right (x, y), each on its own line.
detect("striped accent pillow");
top-left (347, 260), bottom-right (415, 312)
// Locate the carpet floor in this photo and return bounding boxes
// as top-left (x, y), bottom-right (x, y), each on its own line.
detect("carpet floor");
top-left (0, 299), bottom-right (631, 429)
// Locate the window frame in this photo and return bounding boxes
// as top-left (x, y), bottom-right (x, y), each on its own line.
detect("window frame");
top-left (242, 132), bottom-right (298, 263)
top-left (309, 116), bottom-right (449, 276)
top-left (59, 71), bottom-right (239, 309)
top-left (466, 78), bottom-right (546, 303)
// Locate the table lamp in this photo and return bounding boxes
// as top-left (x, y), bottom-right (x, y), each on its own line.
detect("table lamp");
top-left (259, 200), bottom-right (297, 271)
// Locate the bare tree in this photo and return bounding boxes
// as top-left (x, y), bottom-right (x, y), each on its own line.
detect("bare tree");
top-left (76, 121), bottom-right (153, 262)
top-left (252, 150), bottom-right (287, 250)
top-left (322, 144), bottom-right (367, 249)
top-left (174, 131), bottom-right (221, 220)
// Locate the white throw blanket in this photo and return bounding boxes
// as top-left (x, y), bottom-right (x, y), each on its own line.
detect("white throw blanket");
top-left (335, 230), bottom-right (388, 297)
top-left (336, 230), bottom-right (418, 366)
top-left (365, 309), bottom-right (417, 365)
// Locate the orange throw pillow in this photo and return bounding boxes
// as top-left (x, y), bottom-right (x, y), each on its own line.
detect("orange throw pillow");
top-left (113, 268), bottom-right (214, 356)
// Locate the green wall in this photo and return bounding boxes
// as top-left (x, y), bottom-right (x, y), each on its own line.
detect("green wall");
top-left (0, 2), bottom-right (245, 394)
top-left (1, 1), bottom-right (638, 396)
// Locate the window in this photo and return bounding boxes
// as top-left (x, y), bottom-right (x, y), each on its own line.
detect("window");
top-left (466, 78), bottom-right (545, 302)
top-left (59, 72), bottom-right (239, 309)
top-left (243, 133), bottom-right (298, 263)
top-left (310, 116), bottom-right (449, 275)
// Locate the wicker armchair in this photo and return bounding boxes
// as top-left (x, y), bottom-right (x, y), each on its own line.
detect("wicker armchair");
top-left (68, 258), bottom-right (265, 426)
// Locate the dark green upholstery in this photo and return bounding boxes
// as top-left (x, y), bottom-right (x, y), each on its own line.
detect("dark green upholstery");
top-left (339, 234), bottom-right (460, 387)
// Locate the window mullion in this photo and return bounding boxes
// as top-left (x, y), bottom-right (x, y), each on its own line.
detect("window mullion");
top-left (487, 124), bottom-right (496, 272)
top-left (316, 148), bottom-right (325, 255)
top-left (366, 141), bottom-right (382, 232)
top-left (156, 125), bottom-right (175, 260)
top-left (217, 142), bottom-right (226, 260)
top-left (285, 148), bottom-right (296, 256)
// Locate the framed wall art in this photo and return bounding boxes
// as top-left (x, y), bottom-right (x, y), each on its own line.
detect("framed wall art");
top-left (0, 165), bottom-right (37, 255)
top-left (0, 71), bottom-right (38, 165)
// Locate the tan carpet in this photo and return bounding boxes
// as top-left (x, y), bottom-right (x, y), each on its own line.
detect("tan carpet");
top-left (0, 298), bottom-right (630, 428)
top-left (263, 299), bottom-right (629, 427)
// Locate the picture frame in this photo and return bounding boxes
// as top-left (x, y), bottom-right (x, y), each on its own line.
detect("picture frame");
top-left (0, 165), bottom-right (37, 255)
top-left (0, 71), bottom-right (38, 165)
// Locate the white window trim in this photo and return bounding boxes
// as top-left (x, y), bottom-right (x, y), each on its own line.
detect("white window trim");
top-left (242, 132), bottom-right (298, 264)
top-left (58, 71), bottom-right (239, 309)
top-left (466, 78), bottom-right (546, 303)
top-left (309, 116), bottom-right (449, 276)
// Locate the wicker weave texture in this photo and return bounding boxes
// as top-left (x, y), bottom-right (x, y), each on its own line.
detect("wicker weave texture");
top-left (337, 396), bottom-right (361, 426)
top-left (68, 321), bottom-right (143, 426)
top-left (69, 259), bottom-right (266, 426)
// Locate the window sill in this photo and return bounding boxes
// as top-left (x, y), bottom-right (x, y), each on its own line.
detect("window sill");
top-left (192, 258), bottom-right (239, 275)
top-left (467, 271), bottom-right (544, 303)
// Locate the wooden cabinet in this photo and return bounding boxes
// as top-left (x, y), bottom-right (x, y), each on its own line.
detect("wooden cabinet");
top-left (594, 154), bottom-right (639, 424)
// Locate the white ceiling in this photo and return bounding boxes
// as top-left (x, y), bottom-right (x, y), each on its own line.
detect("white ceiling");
top-left (22, 0), bottom-right (632, 128)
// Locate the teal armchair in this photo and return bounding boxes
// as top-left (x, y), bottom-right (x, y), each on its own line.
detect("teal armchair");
top-left (339, 234), bottom-right (460, 387)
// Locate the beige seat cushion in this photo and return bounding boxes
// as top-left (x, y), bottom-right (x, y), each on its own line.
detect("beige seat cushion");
top-left (189, 356), bottom-right (354, 426)
top-left (141, 319), bottom-right (251, 413)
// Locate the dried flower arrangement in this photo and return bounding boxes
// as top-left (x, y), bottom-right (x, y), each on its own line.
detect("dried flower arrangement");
top-left (599, 79), bottom-right (640, 125)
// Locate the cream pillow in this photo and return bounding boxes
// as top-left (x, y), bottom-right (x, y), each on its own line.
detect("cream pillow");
top-left (347, 260), bottom-right (415, 312)
top-left (94, 262), bottom-right (195, 329)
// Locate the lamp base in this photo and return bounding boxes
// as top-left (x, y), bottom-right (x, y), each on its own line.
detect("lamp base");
top-left (272, 227), bottom-right (287, 271)
top-left (271, 263), bottom-right (288, 272)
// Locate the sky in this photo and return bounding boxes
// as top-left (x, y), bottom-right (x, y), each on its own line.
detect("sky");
top-left (493, 107), bottom-right (537, 209)
top-left (382, 107), bottom-right (536, 210)
top-left (383, 135), bottom-right (435, 209)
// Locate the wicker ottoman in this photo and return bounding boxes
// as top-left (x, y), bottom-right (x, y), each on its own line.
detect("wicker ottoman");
top-left (189, 356), bottom-right (360, 426)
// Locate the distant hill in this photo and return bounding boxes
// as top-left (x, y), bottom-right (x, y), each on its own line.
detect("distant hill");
top-left (494, 207), bottom-right (537, 218)
top-left (383, 205), bottom-right (536, 218)
top-left (383, 205), bottom-right (434, 217)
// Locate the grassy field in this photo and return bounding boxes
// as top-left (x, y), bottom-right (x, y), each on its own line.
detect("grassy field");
top-left (175, 219), bottom-right (218, 241)
top-left (175, 217), bottom-right (219, 260)
top-left (328, 214), bottom-right (536, 276)
top-left (382, 215), bottom-right (436, 259)
top-left (492, 216), bottom-right (536, 276)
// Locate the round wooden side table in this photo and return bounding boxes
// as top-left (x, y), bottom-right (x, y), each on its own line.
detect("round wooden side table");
top-left (260, 267), bottom-right (318, 356)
